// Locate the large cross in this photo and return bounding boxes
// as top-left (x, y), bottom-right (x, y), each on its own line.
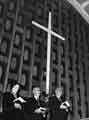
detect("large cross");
top-left (32, 12), bottom-right (65, 94)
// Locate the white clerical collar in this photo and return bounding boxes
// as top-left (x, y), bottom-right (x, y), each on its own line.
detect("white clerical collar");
top-left (34, 96), bottom-right (39, 100)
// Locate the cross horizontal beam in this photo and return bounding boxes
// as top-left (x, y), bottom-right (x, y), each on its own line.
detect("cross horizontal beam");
top-left (32, 21), bottom-right (65, 40)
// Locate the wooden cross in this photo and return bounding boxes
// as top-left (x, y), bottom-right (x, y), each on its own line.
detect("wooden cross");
top-left (32, 12), bottom-right (65, 94)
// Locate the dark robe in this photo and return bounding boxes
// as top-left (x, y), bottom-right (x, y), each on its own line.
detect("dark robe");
top-left (48, 96), bottom-right (68, 120)
top-left (24, 96), bottom-right (47, 120)
top-left (2, 92), bottom-right (24, 120)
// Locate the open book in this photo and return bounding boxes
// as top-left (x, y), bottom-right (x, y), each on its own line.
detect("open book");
top-left (62, 101), bottom-right (70, 107)
top-left (60, 101), bottom-right (70, 110)
top-left (13, 97), bottom-right (26, 103)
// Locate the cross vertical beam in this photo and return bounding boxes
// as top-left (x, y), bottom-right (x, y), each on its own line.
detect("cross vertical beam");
top-left (46, 12), bottom-right (51, 94)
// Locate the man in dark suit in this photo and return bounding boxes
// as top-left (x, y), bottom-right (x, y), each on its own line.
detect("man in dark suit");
top-left (48, 86), bottom-right (70, 120)
top-left (24, 85), bottom-right (47, 120)
top-left (3, 83), bottom-right (25, 120)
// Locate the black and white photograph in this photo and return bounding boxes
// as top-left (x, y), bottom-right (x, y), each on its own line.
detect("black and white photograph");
top-left (0, 0), bottom-right (89, 120)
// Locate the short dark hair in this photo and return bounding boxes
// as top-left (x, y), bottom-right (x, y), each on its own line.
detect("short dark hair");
top-left (10, 81), bottom-right (18, 89)
top-left (55, 86), bottom-right (63, 92)
top-left (32, 85), bottom-right (40, 90)
top-left (9, 81), bottom-right (23, 91)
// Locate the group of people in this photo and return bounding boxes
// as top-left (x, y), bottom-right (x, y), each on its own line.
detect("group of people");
top-left (2, 82), bottom-right (71, 120)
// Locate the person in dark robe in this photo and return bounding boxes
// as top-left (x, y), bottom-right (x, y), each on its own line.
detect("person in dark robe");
top-left (48, 86), bottom-right (71, 120)
top-left (3, 82), bottom-right (25, 120)
top-left (24, 85), bottom-right (47, 120)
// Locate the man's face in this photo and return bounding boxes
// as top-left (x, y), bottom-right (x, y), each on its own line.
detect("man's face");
top-left (33, 87), bottom-right (41, 98)
top-left (12, 84), bottom-right (20, 94)
top-left (55, 88), bottom-right (62, 99)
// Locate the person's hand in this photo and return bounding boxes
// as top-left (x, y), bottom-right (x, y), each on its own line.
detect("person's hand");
top-left (34, 108), bottom-right (42, 114)
top-left (14, 103), bottom-right (22, 109)
top-left (40, 107), bottom-right (46, 113)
